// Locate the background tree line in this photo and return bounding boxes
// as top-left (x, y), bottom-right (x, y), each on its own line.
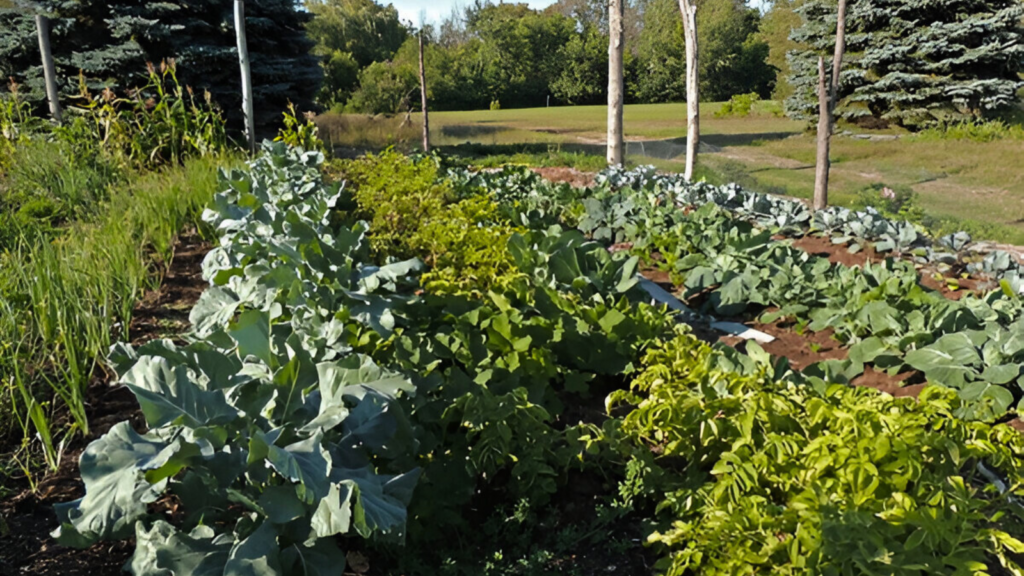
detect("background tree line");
top-left (307, 0), bottom-right (778, 114)
top-left (1, 0), bottom-right (1020, 129)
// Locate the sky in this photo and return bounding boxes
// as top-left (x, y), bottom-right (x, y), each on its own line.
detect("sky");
top-left (389, 0), bottom-right (769, 26)
top-left (390, 0), bottom-right (557, 26)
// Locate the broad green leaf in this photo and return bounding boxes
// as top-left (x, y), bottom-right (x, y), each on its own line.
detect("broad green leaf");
top-left (53, 423), bottom-right (183, 547)
top-left (848, 337), bottom-right (887, 365)
top-left (230, 310), bottom-right (273, 365)
top-left (267, 432), bottom-right (332, 503)
top-left (981, 364), bottom-right (1021, 385)
top-left (130, 521), bottom-right (233, 576)
top-left (280, 540), bottom-right (347, 576)
top-left (334, 467), bottom-right (420, 538)
top-left (259, 485), bottom-right (306, 524)
top-left (225, 521), bottom-right (282, 576)
top-left (123, 356), bottom-right (238, 429)
top-left (190, 287), bottom-right (242, 337)
top-left (310, 482), bottom-right (356, 538)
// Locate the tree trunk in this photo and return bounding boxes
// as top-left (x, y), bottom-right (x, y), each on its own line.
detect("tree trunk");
top-left (812, 0), bottom-right (847, 211)
top-left (234, 0), bottom-right (255, 155)
top-left (35, 15), bottom-right (61, 124)
top-left (606, 0), bottom-right (625, 166)
top-left (678, 0), bottom-right (698, 181)
top-left (831, 0), bottom-right (848, 100)
top-left (419, 31), bottom-right (430, 153)
top-left (813, 56), bottom-right (831, 211)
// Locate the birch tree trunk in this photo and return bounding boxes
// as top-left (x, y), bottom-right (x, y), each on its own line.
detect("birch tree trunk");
top-left (831, 0), bottom-right (848, 97)
top-left (813, 56), bottom-right (831, 210)
top-left (35, 15), bottom-right (61, 124)
top-left (812, 0), bottom-right (848, 210)
top-left (606, 0), bottom-right (625, 166)
top-left (678, 0), bottom-right (698, 181)
top-left (234, 0), bottom-right (256, 155)
top-left (419, 31), bottom-right (430, 153)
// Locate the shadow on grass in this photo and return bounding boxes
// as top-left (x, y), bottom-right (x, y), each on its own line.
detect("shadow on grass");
top-left (703, 131), bottom-right (801, 147)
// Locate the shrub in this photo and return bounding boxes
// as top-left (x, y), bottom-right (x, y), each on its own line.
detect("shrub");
top-left (715, 92), bottom-right (761, 118)
top-left (613, 335), bottom-right (1024, 575)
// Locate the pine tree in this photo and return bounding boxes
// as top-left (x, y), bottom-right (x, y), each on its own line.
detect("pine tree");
top-left (0, 0), bottom-right (320, 133)
top-left (786, 0), bottom-right (1024, 128)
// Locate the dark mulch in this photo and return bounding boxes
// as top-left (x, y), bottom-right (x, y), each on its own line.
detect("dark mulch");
top-left (790, 234), bottom-right (885, 268)
top-left (719, 321), bottom-right (847, 371)
top-left (851, 366), bottom-right (926, 398)
top-left (0, 231), bottom-right (211, 576)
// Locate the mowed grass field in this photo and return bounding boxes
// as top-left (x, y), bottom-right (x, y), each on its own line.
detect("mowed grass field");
top-left (318, 102), bottom-right (1024, 244)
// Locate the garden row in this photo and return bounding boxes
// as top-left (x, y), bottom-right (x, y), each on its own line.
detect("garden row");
top-left (54, 144), bottom-right (1024, 574)
top-left (0, 65), bottom-right (234, 481)
top-left (454, 164), bottom-right (1024, 424)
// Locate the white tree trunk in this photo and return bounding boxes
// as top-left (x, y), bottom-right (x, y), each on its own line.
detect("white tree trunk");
top-left (606, 0), bottom-right (625, 166)
top-left (831, 0), bottom-right (848, 99)
top-left (679, 0), bottom-right (699, 181)
top-left (419, 31), bottom-right (430, 153)
top-left (234, 0), bottom-right (255, 154)
top-left (813, 56), bottom-right (831, 211)
top-left (813, 0), bottom-right (848, 211)
top-left (35, 15), bottom-right (61, 124)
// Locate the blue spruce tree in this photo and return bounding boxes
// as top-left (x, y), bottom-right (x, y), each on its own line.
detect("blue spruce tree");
top-left (786, 0), bottom-right (1024, 128)
top-left (0, 0), bottom-right (320, 134)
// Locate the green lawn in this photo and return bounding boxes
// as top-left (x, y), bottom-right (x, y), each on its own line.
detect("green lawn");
top-left (318, 103), bottom-right (1024, 244)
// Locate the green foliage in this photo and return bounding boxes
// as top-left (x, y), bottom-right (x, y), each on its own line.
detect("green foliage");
top-left (53, 144), bottom-right (419, 572)
top-left (68, 63), bottom-right (228, 169)
top-left (715, 92), bottom-right (762, 118)
top-left (340, 150), bottom-right (453, 259)
top-left (786, 0), bottom-right (1024, 128)
top-left (0, 154), bottom-right (232, 474)
top-left (53, 143), bottom-right (683, 570)
top-left (469, 163), bottom-right (1024, 423)
top-left (0, 63), bottom-right (229, 246)
top-left (0, 79), bottom-right (42, 171)
top-left (756, 0), bottom-right (806, 100)
top-left (632, 0), bottom-right (776, 103)
top-left (550, 25), bottom-right (608, 106)
top-left (275, 103), bottom-right (326, 153)
top-left (913, 120), bottom-right (1024, 143)
top-left (613, 334), bottom-right (1024, 575)
top-left (348, 60), bottom-right (418, 115)
top-left (318, 0), bottom-right (778, 112)
top-left (304, 0), bottom-right (409, 109)
top-left (411, 196), bottom-right (524, 296)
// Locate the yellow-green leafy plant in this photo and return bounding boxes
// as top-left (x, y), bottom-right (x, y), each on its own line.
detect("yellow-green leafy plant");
top-left (612, 335), bottom-right (1024, 575)
top-left (410, 196), bottom-right (525, 296)
top-left (339, 149), bottom-right (453, 259)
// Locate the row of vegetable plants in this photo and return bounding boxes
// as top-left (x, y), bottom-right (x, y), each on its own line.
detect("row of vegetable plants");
top-left (53, 144), bottom-right (678, 573)
top-left (452, 164), bottom-right (1024, 424)
top-left (55, 145), bottom-right (1024, 574)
